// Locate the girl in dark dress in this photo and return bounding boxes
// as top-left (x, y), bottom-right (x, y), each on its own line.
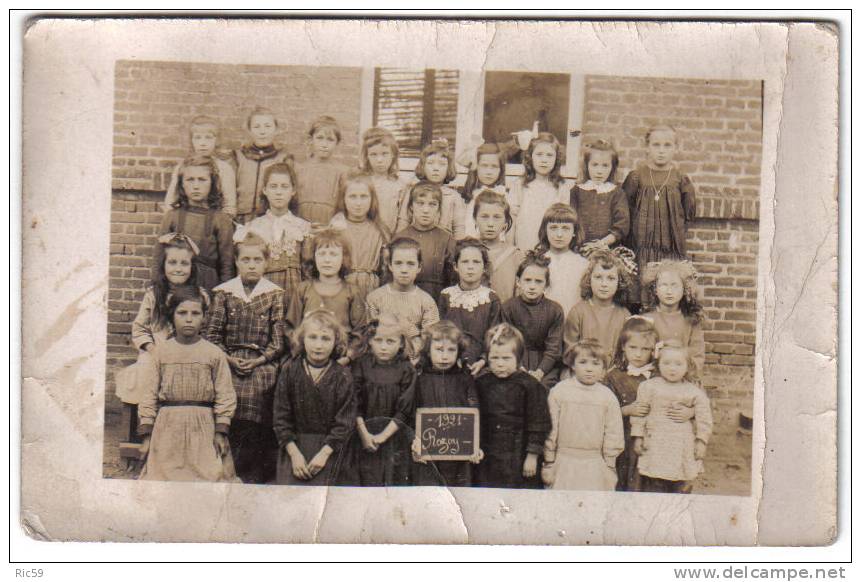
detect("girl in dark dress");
top-left (437, 238), bottom-right (504, 375)
top-left (273, 309), bottom-right (356, 486)
top-left (569, 139), bottom-right (630, 254)
top-left (473, 323), bottom-right (551, 489)
top-left (500, 252), bottom-right (564, 389)
top-left (622, 125), bottom-right (696, 305)
top-left (348, 314), bottom-right (417, 486)
top-left (411, 321), bottom-right (482, 487)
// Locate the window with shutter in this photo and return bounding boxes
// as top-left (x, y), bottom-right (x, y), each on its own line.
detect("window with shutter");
top-left (372, 68), bottom-right (460, 158)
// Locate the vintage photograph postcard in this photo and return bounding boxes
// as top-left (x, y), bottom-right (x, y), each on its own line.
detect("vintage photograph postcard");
top-left (20, 17), bottom-right (838, 546)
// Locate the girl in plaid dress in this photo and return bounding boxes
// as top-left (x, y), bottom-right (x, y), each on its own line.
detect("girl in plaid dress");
top-left (205, 232), bottom-right (286, 484)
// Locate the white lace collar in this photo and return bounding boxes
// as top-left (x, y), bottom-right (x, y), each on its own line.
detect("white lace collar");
top-left (579, 180), bottom-right (616, 194)
top-left (215, 276), bottom-right (282, 303)
top-left (441, 285), bottom-right (493, 312)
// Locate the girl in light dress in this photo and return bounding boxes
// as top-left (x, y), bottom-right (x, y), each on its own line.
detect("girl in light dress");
top-left (542, 338), bottom-right (624, 491)
top-left (294, 115), bottom-right (350, 227)
top-left (235, 162), bottom-right (312, 298)
top-left (396, 138), bottom-right (466, 239)
top-left (510, 132), bottom-right (569, 251)
top-left (273, 309), bottom-right (357, 485)
top-left (472, 189), bottom-right (523, 303)
top-left (631, 341), bottom-right (712, 494)
top-left (329, 172), bottom-right (390, 302)
top-left (138, 286), bottom-right (237, 482)
top-left (118, 234), bottom-right (207, 456)
top-left (535, 203), bottom-right (590, 318)
top-left (640, 259), bottom-right (706, 377)
top-left (459, 142), bottom-right (509, 239)
top-left (360, 127), bottom-right (408, 234)
top-left (606, 316), bottom-right (697, 491)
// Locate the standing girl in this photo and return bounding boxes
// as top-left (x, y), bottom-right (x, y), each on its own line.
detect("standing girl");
top-left (156, 155), bottom-right (235, 290)
top-left (397, 138), bottom-right (466, 239)
top-left (394, 182), bottom-right (456, 302)
top-left (273, 310), bottom-right (357, 485)
top-left (473, 324), bottom-right (551, 489)
top-left (570, 139), bottom-right (630, 253)
top-left (366, 237), bottom-right (440, 355)
top-left (622, 125), bottom-right (697, 275)
top-left (411, 321), bottom-right (481, 487)
top-left (536, 203), bottom-right (590, 318)
top-left (438, 238), bottom-right (504, 373)
top-left (360, 127), bottom-right (408, 234)
top-left (631, 341), bottom-right (713, 494)
top-left (137, 287), bottom-right (237, 482)
top-left (205, 232), bottom-right (286, 484)
top-left (473, 190), bottom-right (523, 303)
top-left (234, 106), bottom-right (291, 224)
top-left (330, 172), bottom-right (389, 301)
top-left (348, 314), bottom-right (417, 486)
top-left (640, 260), bottom-right (706, 376)
top-left (295, 115), bottom-right (350, 227)
top-left (236, 162), bottom-right (312, 298)
top-left (510, 132), bottom-right (569, 251)
top-left (606, 317), bottom-right (697, 492)
top-left (118, 235), bottom-right (206, 455)
top-left (501, 253), bottom-right (565, 389)
top-left (287, 229), bottom-right (366, 334)
top-left (542, 339), bottom-right (624, 491)
top-left (563, 249), bottom-right (635, 366)
top-left (164, 115), bottom-right (237, 217)
top-left (459, 142), bottom-right (508, 239)
top-left (605, 315), bottom-right (657, 492)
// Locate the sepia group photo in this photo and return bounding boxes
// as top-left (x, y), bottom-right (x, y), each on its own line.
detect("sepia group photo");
top-left (102, 58), bottom-right (762, 498)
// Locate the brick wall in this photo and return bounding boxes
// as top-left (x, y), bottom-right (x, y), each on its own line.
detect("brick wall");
top-left (581, 74), bottom-right (761, 386)
top-left (577, 76), bottom-right (761, 475)
top-left (581, 75), bottom-right (762, 221)
top-left (113, 60), bottom-right (363, 191)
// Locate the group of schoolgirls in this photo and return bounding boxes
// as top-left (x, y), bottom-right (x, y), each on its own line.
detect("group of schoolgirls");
top-left (117, 106), bottom-right (713, 494)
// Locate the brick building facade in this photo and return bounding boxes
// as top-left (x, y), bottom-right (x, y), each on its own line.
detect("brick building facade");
top-left (106, 61), bottom-right (760, 488)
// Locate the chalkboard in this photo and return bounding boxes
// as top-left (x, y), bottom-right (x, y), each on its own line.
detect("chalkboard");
top-left (415, 407), bottom-right (480, 461)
